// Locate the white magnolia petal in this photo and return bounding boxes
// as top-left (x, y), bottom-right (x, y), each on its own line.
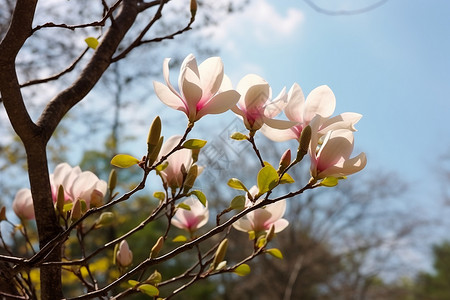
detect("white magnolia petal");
top-left (179, 54), bottom-right (199, 88)
top-left (272, 219), bottom-right (289, 233)
top-left (264, 87), bottom-right (287, 118)
top-left (236, 74), bottom-right (267, 108)
top-left (219, 74), bottom-right (234, 92)
top-left (316, 130), bottom-right (354, 171)
top-left (195, 90), bottom-right (240, 120)
top-left (198, 56), bottom-right (224, 97)
top-left (244, 84), bottom-right (270, 111)
top-left (181, 69), bottom-right (202, 120)
top-left (285, 83), bottom-right (306, 122)
top-left (232, 218), bottom-right (253, 232)
top-left (163, 58), bottom-right (179, 96)
top-left (265, 200), bottom-right (287, 224)
top-left (320, 112), bottom-right (362, 133)
top-left (71, 172), bottom-right (99, 201)
top-left (262, 116), bottom-right (298, 130)
top-left (303, 85), bottom-right (336, 123)
top-left (153, 81), bottom-right (187, 113)
top-left (260, 125), bottom-right (298, 142)
top-left (319, 152), bottom-right (367, 178)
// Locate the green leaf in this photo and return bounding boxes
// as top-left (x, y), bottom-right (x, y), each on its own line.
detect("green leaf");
top-left (320, 176), bottom-right (339, 187)
top-left (153, 192), bottom-right (165, 201)
top-left (230, 132), bottom-right (248, 140)
top-left (182, 139), bottom-right (207, 149)
top-left (128, 280), bottom-right (140, 287)
top-left (138, 284), bottom-right (159, 297)
top-left (84, 37), bottom-right (99, 49)
top-left (155, 161), bottom-right (168, 172)
top-left (234, 264), bottom-right (251, 276)
top-left (172, 235), bottom-right (187, 242)
top-left (189, 190), bottom-right (207, 207)
top-left (227, 178), bottom-right (248, 192)
top-left (265, 248), bottom-right (283, 259)
top-left (111, 154), bottom-right (140, 168)
top-left (177, 203), bottom-right (191, 210)
top-left (257, 165), bottom-right (278, 194)
top-left (280, 173), bottom-right (295, 184)
top-left (63, 202), bottom-right (73, 213)
top-left (229, 195), bottom-right (246, 210)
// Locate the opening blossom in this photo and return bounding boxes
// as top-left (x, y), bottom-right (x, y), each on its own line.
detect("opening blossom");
top-left (12, 163), bottom-right (107, 220)
top-left (171, 197), bottom-right (209, 233)
top-left (233, 186), bottom-right (289, 235)
top-left (231, 74), bottom-right (298, 131)
top-left (261, 83), bottom-right (362, 142)
top-left (153, 53), bottom-right (240, 122)
top-left (158, 135), bottom-right (198, 189)
top-left (309, 116), bottom-right (367, 180)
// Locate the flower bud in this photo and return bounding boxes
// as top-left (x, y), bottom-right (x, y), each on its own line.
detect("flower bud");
top-left (148, 136), bottom-right (164, 167)
top-left (147, 116), bottom-right (162, 154)
top-left (212, 239), bottom-right (228, 269)
top-left (183, 165), bottom-right (198, 193)
top-left (265, 224), bottom-right (275, 242)
top-left (89, 189), bottom-right (104, 208)
top-left (70, 199), bottom-right (82, 222)
top-left (116, 240), bottom-right (133, 267)
top-left (95, 212), bottom-right (114, 228)
top-left (108, 169), bottom-right (117, 192)
top-left (297, 125), bottom-right (311, 161)
top-left (56, 185), bottom-right (65, 215)
top-left (145, 270), bottom-right (162, 285)
top-left (190, 0), bottom-right (197, 19)
top-left (0, 206), bottom-right (6, 222)
top-left (150, 236), bottom-right (164, 259)
top-left (277, 149), bottom-right (291, 174)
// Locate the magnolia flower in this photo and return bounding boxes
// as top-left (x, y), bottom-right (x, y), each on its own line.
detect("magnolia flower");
top-left (158, 135), bottom-right (196, 189)
top-left (261, 84), bottom-right (361, 142)
top-left (309, 118), bottom-right (367, 180)
top-left (116, 240), bottom-right (133, 267)
top-left (233, 186), bottom-right (289, 235)
top-left (12, 189), bottom-right (35, 220)
top-left (171, 197), bottom-right (209, 233)
top-left (153, 54), bottom-right (240, 122)
top-left (50, 163), bottom-right (107, 208)
top-left (12, 163), bottom-right (107, 220)
top-left (231, 74), bottom-right (298, 131)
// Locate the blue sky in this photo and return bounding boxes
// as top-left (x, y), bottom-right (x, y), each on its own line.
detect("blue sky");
top-left (194, 0), bottom-right (450, 204)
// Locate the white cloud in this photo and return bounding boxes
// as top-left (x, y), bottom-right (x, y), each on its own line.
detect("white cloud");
top-left (201, 0), bottom-right (304, 52)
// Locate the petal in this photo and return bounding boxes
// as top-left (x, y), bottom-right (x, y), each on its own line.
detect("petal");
top-left (179, 54), bottom-right (199, 88)
top-left (265, 200), bottom-right (287, 224)
top-left (236, 74), bottom-right (267, 108)
top-left (181, 68), bottom-right (202, 120)
top-left (260, 125), bottom-right (298, 142)
top-left (319, 112), bottom-right (362, 133)
top-left (319, 152), bottom-right (367, 178)
top-left (232, 218), bottom-right (253, 232)
top-left (264, 87), bottom-right (288, 118)
top-left (71, 171), bottom-right (99, 201)
top-left (316, 130), bottom-right (354, 172)
top-left (198, 56), bottom-right (224, 97)
top-left (153, 81), bottom-right (187, 113)
top-left (272, 219), bottom-right (289, 233)
top-left (163, 58), bottom-right (180, 96)
top-left (244, 83), bottom-right (270, 111)
top-left (262, 116), bottom-right (298, 130)
top-left (195, 90), bottom-right (240, 120)
top-left (303, 85), bottom-right (336, 123)
top-left (219, 74), bottom-right (234, 91)
top-left (284, 83), bottom-right (306, 122)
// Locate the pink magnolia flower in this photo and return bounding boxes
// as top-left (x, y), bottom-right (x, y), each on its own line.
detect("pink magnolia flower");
top-left (158, 135), bottom-right (195, 189)
top-left (50, 163), bottom-right (107, 208)
top-left (261, 83), bottom-right (362, 142)
top-left (12, 189), bottom-right (35, 220)
top-left (116, 240), bottom-right (133, 267)
top-left (12, 163), bottom-right (107, 220)
top-left (309, 117), bottom-right (367, 180)
top-left (153, 54), bottom-right (240, 122)
top-left (233, 186), bottom-right (289, 235)
top-left (231, 74), bottom-right (298, 131)
top-left (171, 197), bottom-right (209, 233)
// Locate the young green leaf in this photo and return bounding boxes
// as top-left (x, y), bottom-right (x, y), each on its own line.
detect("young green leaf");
top-left (230, 132), bottom-right (248, 140)
top-left (279, 173), bottom-right (295, 184)
top-left (320, 176), bottom-right (339, 187)
top-left (111, 154), bottom-right (140, 168)
top-left (177, 203), bottom-right (191, 210)
top-left (265, 248), bottom-right (283, 259)
top-left (128, 280), bottom-right (140, 287)
top-left (229, 195), bottom-right (246, 210)
top-left (182, 139), bottom-right (207, 149)
top-left (234, 264), bottom-right (251, 276)
top-left (189, 190), bottom-right (207, 207)
top-left (138, 284), bottom-right (159, 297)
top-left (84, 37), bottom-right (99, 49)
top-left (153, 191), bottom-right (166, 201)
top-left (172, 235), bottom-right (187, 242)
top-left (227, 178), bottom-right (248, 192)
top-left (257, 165), bottom-right (278, 194)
